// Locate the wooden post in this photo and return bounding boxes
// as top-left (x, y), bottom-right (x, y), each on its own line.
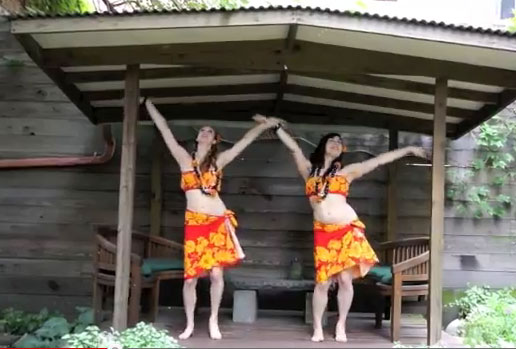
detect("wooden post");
top-left (150, 130), bottom-right (163, 237)
top-left (387, 129), bottom-right (398, 242)
top-left (428, 77), bottom-right (447, 345)
top-left (113, 64), bottom-right (140, 331)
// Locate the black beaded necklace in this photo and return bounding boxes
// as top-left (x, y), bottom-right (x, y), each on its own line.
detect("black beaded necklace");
top-left (191, 151), bottom-right (221, 196)
top-left (313, 164), bottom-right (339, 201)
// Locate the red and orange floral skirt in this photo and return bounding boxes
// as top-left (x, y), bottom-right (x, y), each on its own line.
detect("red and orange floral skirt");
top-left (183, 210), bottom-right (242, 279)
top-left (314, 219), bottom-right (378, 283)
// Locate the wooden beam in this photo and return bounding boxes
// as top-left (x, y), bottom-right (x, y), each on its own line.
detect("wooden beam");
top-left (94, 100), bottom-right (458, 136)
top-left (41, 40), bottom-right (285, 68)
top-left (294, 72), bottom-right (498, 104)
top-left (454, 89), bottom-right (516, 139)
top-left (68, 66), bottom-right (497, 105)
top-left (386, 129), bottom-right (398, 242)
top-left (14, 34), bottom-right (96, 123)
top-left (41, 40), bottom-right (516, 87)
top-left (113, 64), bottom-right (139, 331)
top-left (281, 101), bottom-right (457, 136)
top-left (66, 67), bottom-right (271, 83)
top-left (96, 101), bottom-right (275, 122)
top-left (290, 41), bottom-right (516, 88)
top-left (85, 83), bottom-right (278, 101)
top-left (274, 69), bottom-right (288, 114)
top-left (285, 84), bottom-right (474, 119)
top-left (274, 24), bottom-right (297, 114)
top-left (150, 131), bottom-right (163, 237)
top-left (428, 77), bottom-right (447, 345)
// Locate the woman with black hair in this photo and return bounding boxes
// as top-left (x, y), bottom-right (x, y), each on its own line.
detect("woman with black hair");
top-left (144, 99), bottom-right (280, 340)
top-left (276, 128), bottom-right (427, 342)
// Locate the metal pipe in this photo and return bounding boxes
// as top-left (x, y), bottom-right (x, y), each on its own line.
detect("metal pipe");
top-left (0, 124), bottom-right (115, 169)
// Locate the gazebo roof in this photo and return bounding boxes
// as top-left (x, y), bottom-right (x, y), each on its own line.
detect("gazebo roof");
top-left (8, 6), bottom-right (516, 138)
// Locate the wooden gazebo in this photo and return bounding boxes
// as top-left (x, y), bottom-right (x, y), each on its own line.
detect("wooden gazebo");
top-left (8, 6), bottom-right (516, 344)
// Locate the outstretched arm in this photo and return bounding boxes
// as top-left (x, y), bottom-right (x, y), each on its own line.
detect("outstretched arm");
top-left (144, 99), bottom-right (192, 170)
top-left (340, 146), bottom-right (427, 182)
top-left (276, 127), bottom-right (311, 180)
top-left (216, 115), bottom-right (278, 169)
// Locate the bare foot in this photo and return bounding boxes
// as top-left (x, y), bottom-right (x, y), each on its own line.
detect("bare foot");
top-left (335, 322), bottom-right (347, 343)
top-left (209, 317), bottom-right (222, 340)
top-left (311, 328), bottom-right (324, 342)
top-left (178, 325), bottom-right (194, 340)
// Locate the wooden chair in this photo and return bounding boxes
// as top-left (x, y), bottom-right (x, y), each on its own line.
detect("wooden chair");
top-left (92, 226), bottom-right (183, 326)
top-left (372, 237), bottom-right (429, 342)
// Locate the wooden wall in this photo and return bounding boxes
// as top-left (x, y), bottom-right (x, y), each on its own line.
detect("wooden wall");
top-left (1, 18), bottom-right (515, 315)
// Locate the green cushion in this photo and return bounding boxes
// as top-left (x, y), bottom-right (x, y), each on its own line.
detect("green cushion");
top-left (141, 258), bottom-right (183, 276)
top-left (367, 265), bottom-right (392, 284)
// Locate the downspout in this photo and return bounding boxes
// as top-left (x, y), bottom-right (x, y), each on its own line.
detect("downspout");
top-left (0, 124), bottom-right (115, 169)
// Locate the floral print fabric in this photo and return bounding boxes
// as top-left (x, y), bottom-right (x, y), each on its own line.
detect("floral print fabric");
top-left (180, 170), bottom-right (221, 194)
top-left (183, 210), bottom-right (241, 279)
top-left (305, 175), bottom-right (350, 199)
top-left (314, 219), bottom-right (378, 283)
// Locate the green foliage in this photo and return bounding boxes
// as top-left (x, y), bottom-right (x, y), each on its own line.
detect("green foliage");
top-left (1, 307), bottom-right (94, 348)
top-left (446, 112), bottom-right (516, 219)
top-left (462, 288), bottom-right (516, 347)
top-left (0, 308), bottom-right (56, 336)
top-left (63, 322), bottom-right (182, 348)
top-left (112, 0), bottom-right (248, 11)
top-left (446, 285), bottom-right (492, 319)
top-left (509, 10), bottom-right (516, 32)
top-left (24, 0), bottom-right (94, 14)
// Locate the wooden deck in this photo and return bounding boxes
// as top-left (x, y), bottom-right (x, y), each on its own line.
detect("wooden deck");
top-left (150, 308), bottom-right (432, 348)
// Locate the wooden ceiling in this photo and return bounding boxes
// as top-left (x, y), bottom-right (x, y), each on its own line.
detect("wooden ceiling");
top-left (9, 7), bottom-right (516, 138)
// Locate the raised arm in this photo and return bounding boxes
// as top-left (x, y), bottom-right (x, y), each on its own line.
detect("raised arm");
top-left (340, 146), bottom-right (427, 182)
top-left (276, 127), bottom-right (311, 180)
top-left (216, 116), bottom-right (278, 169)
top-left (144, 99), bottom-right (192, 170)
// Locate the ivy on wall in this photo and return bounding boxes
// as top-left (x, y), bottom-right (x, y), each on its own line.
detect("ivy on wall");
top-left (446, 108), bottom-right (516, 218)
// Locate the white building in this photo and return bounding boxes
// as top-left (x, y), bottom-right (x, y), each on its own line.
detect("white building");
top-left (261, 0), bottom-right (515, 29)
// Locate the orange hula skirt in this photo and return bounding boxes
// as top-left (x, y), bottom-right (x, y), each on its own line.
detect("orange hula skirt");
top-left (183, 210), bottom-right (242, 279)
top-left (314, 219), bottom-right (379, 283)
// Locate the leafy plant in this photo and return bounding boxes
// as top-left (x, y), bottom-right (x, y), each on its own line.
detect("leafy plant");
top-left (97, 0), bottom-right (248, 12)
top-left (24, 0), bottom-right (93, 14)
top-left (0, 308), bottom-right (57, 336)
top-left (462, 288), bottom-right (516, 347)
top-left (63, 322), bottom-right (182, 348)
top-left (446, 285), bottom-right (492, 319)
top-left (13, 316), bottom-right (70, 348)
top-left (509, 10), bottom-right (516, 32)
top-left (446, 111), bottom-right (516, 219)
top-left (4, 307), bottom-right (94, 348)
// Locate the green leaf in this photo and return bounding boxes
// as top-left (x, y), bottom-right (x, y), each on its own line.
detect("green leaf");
top-left (496, 194), bottom-right (512, 204)
top-left (13, 334), bottom-right (47, 348)
top-left (493, 175), bottom-right (507, 186)
top-left (472, 159), bottom-right (485, 171)
top-left (75, 307), bottom-right (93, 327)
top-left (492, 206), bottom-right (506, 218)
top-left (473, 209), bottom-right (484, 219)
top-left (35, 317), bottom-right (70, 340)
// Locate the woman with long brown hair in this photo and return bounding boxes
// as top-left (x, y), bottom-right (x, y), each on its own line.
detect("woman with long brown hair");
top-left (276, 127), bottom-right (427, 342)
top-left (143, 98), bottom-right (279, 340)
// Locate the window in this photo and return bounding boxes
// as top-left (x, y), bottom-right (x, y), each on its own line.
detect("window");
top-left (501, 0), bottom-right (515, 19)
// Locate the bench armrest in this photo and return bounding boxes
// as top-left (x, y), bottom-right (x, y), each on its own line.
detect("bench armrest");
top-left (392, 251), bottom-right (429, 274)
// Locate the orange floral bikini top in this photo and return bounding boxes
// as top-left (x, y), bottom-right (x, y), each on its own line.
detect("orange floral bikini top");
top-left (180, 162), bottom-right (222, 196)
top-left (305, 172), bottom-right (350, 201)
